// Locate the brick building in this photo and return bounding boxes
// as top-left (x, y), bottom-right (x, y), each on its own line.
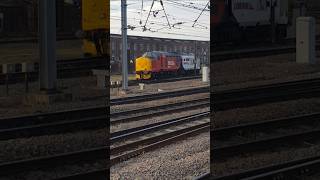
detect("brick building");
top-left (111, 34), bottom-right (210, 74)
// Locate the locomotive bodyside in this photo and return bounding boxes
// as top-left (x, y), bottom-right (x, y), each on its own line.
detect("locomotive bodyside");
top-left (136, 51), bottom-right (182, 80)
top-left (82, 0), bottom-right (109, 56)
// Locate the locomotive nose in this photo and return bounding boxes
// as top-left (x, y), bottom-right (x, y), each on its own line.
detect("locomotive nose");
top-left (135, 57), bottom-right (152, 73)
top-left (135, 57), bottom-right (153, 80)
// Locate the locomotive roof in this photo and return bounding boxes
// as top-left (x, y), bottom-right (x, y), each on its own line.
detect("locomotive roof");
top-left (145, 51), bottom-right (181, 56)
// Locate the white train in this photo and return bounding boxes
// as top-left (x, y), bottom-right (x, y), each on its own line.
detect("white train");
top-left (181, 54), bottom-right (201, 74)
top-left (212, 0), bottom-right (291, 43)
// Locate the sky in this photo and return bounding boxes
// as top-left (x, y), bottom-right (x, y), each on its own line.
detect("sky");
top-left (110, 0), bottom-right (210, 41)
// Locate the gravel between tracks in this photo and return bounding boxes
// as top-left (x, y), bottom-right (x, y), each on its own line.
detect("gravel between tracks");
top-left (0, 128), bottom-right (106, 163)
top-left (111, 93), bottom-right (209, 113)
top-left (0, 159), bottom-right (106, 180)
top-left (212, 144), bottom-right (320, 177)
top-left (0, 76), bottom-right (107, 118)
top-left (214, 97), bottom-right (320, 128)
top-left (111, 107), bottom-right (209, 133)
top-left (212, 97), bottom-right (320, 176)
top-left (111, 132), bottom-right (209, 180)
top-left (212, 53), bottom-right (320, 89)
top-left (111, 79), bottom-right (208, 98)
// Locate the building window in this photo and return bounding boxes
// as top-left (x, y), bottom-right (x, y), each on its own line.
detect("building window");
top-left (134, 43), bottom-right (137, 51)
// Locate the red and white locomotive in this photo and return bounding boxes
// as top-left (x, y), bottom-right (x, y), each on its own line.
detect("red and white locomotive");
top-left (135, 51), bottom-right (200, 80)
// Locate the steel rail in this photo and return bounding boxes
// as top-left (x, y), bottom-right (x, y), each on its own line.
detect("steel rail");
top-left (0, 116), bottom-right (106, 141)
top-left (196, 114), bottom-right (320, 180)
top-left (52, 169), bottom-right (108, 180)
top-left (111, 112), bottom-right (209, 143)
top-left (209, 155), bottom-right (320, 180)
top-left (2, 76), bottom-right (320, 140)
top-left (110, 86), bottom-right (209, 105)
top-left (110, 124), bottom-right (209, 165)
top-left (212, 112), bottom-right (320, 160)
top-left (0, 114), bottom-right (210, 175)
top-left (243, 156), bottom-right (320, 180)
top-left (111, 97), bottom-right (209, 125)
top-left (0, 146), bottom-right (107, 176)
top-left (214, 78), bottom-right (320, 111)
top-left (0, 91), bottom-right (209, 140)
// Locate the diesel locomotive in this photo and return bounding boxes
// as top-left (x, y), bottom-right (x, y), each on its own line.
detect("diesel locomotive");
top-left (81, 0), bottom-right (109, 57)
top-left (135, 51), bottom-right (200, 80)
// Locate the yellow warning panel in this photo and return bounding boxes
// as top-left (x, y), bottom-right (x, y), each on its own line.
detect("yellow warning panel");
top-left (82, 0), bottom-right (109, 31)
top-left (82, 39), bottom-right (97, 56)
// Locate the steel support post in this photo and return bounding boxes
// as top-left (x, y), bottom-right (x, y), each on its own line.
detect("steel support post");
top-left (121, 0), bottom-right (128, 90)
top-left (38, 0), bottom-right (57, 92)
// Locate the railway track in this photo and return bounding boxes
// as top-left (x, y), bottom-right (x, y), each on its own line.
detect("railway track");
top-left (197, 112), bottom-right (320, 179)
top-left (110, 86), bottom-right (209, 105)
top-left (197, 154), bottom-right (320, 180)
top-left (242, 155), bottom-right (320, 180)
top-left (0, 87), bottom-right (208, 140)
top-left (111, 97), bottom-right (209, 125)
top-left (214, 78), bottom-right (320, 111)
top-left (197, 113), bottom-right (320, 180)
top-left (0, 146), bottom-right (106, 177)
top-left (212, 112), bottom-right (320, 159)
top-left (1, 77), bottom-right (320, 177)
top-left (52, 169), bottom-right (108, 180)
top-left (0, 92), bottom-right (209, 177)
top-left (0, 98), bottom-right (209, 141)
top-left (110, 112), bottom-right (210, 165)
top-left (0, 109), bottom-right (208, 177)
top-left (127, 75), bottom-right (201, 86)
top-left (201, 156), bottom-right (320, 180)
top-left (0, 108), bottom-right (208, 177)
top-left (2, 76), bottom-right (320, 140)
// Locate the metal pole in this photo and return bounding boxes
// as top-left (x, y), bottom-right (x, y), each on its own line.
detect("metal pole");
top-left (121, 0), bottom-right (128, 90)
top-left (25, 72), bottom-right (29, 93)
top-left (38, 0), bottom-right (57, 92)
top-left (194, 40), bottom-right (197, 76)
top-left (299, 2), bottom-right (304, 16)
top-left (5, 73), bottom-right (8, 96)
top-left (270, 0), bottom-right (276, 43)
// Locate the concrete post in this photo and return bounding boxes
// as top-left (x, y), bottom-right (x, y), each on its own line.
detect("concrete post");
top-left (296, 17), bottom-right (316, 64)
top-left (39, 0), bottom-right (57, 92)
top-left (202, 66), bottom-right (209, 82)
